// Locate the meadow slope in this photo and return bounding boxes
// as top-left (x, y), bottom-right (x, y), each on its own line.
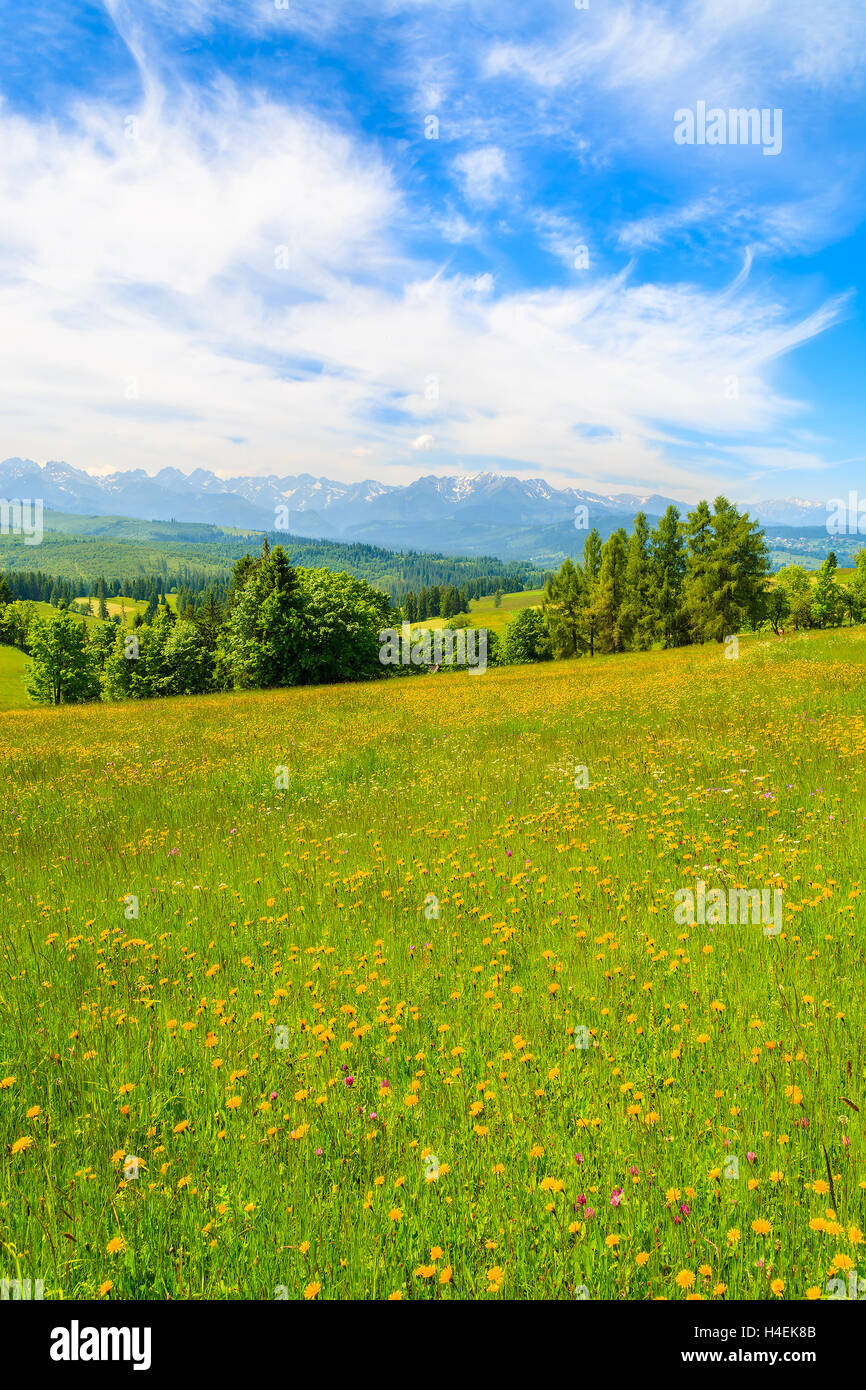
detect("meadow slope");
top-left (1, 629), bottom-right (864, 1301)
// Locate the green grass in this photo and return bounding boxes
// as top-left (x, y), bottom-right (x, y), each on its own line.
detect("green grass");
top-left (0, 628), bottom-right (863, 1301)
top-left (0, 644), bottom-right (31, 708)
top-left (73, 595), bottom-right (179, 622)
top-left (411, 587), bottom-right (544, 635)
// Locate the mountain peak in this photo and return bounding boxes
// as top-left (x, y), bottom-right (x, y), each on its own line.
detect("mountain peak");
top-left (0, 457), bottom-right (837, 561)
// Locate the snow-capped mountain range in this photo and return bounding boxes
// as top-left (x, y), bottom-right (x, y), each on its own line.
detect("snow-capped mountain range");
top-left (0, 457), bottom-right (832, 559)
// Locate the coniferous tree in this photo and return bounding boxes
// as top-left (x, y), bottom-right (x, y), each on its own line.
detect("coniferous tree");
top-left (590, 528), bottom-right (628, 653)
top-left (649, 504), bottom-right (687, 646)
top-left (707, 497), bottom-right (770, 642)
top-left (620, 512), bottom-right (654, 650)
top-left (542, 558), bottom-right (586, 658)
top-left (811, 552), bottom-right (843, 629)
top-left (682, 500), bottom-right (715, 641)
top-left (582, 528), bottom-right (603, 586)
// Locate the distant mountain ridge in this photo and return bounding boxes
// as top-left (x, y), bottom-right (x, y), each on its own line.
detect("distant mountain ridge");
top-left (0, 457), bottom-right (832, 561)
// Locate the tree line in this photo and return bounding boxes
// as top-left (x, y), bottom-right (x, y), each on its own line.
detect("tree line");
top-left (0, 540), bottom-right (543, 614)
top-left (499, 502), bottom-right (866, 666)
top-left (16, 543), bottom-right (399, 705)
top-left (541, 499), bottom-right (771, 657)
top-left (8, 503), bottom-right (866, 705)
top-left (400, 585), bottom-right (471, 622)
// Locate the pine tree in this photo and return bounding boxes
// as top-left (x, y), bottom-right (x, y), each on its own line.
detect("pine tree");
top-left (582, 529), bottom-right (603, 586)
top-left (542, 558), bottom-right (586, 658)
top-left (590, 529), bottom-right (628, 653)
top-left (620, 512), bottom-right (654, 650)
top-left (706, 497), bottom-right (770, 642)
top-left (811, 552), bottom-right (843, 629)
top-left (649, 507), bottom-right (686, 648)
top-left (682, 500), bottom-right (715, 641)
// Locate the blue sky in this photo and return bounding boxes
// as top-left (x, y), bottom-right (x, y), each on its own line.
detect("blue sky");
top-left (0, 0), bottom-right (865, 503)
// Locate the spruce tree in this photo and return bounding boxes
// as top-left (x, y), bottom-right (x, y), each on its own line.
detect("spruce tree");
top-left (542, 558), bottom-right (586, 658)
top-left (590, 529), bottom-right (628, 653)
top-left (621, 512), bottom-right (654, 650)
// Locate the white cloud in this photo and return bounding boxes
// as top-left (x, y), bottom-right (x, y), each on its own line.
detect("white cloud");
top-left (0, 0), bottom-right (848, 498)
top-left (485, 0), bottom-right (866, 96)
top-left (452, 146), bottom-right (508, 204)
top-left (617, 198), bottom-right (726, 251)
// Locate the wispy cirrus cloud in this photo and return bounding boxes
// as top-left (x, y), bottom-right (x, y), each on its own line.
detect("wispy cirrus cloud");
top-left (0, 0), bottom-right (860, 500)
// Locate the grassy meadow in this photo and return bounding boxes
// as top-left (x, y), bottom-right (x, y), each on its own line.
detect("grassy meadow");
top-left (0, 627), bottom-right (864, 1301)
top-left (411, 587), bottom-right (544, 635)
top-left (0, 645), bottom-right (31, 710)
